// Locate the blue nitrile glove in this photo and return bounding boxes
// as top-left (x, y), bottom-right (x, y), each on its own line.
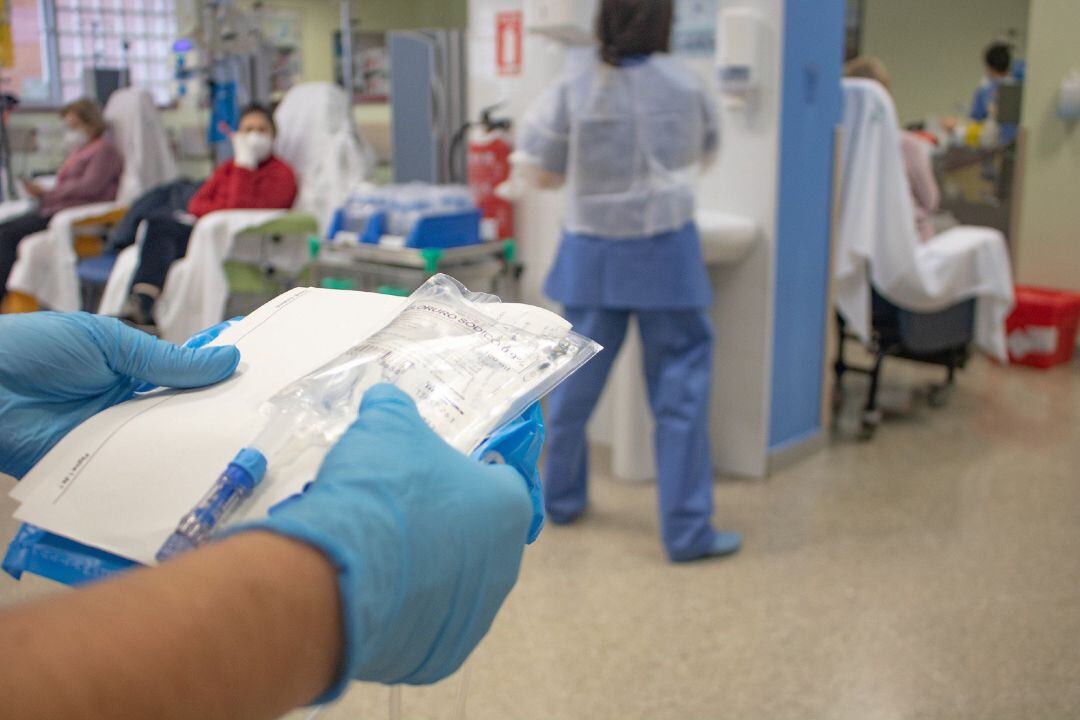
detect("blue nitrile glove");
top-left (0, 312), bottom-right (240, 479)
top-left (184, 317), bottom-right (243, 350)
top-left (248, 383), bottom-right (533, 698)
top-left (135, 317), bottom-right (244, 394)
top-left (473, 402), bottom-right (545, 544)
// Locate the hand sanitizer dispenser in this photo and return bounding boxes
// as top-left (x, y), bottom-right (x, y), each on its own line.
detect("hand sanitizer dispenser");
top-left (1058, 69), bottom-right (1080, 122)
top-left (716, 7), bottom-right (760, 108)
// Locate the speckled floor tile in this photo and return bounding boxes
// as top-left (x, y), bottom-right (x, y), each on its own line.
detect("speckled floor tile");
top-left (2, 355), bottom-right (1077, 719)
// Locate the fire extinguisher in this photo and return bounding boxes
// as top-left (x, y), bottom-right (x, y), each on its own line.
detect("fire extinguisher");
top-left (457, 104), bottom-right (514, 242)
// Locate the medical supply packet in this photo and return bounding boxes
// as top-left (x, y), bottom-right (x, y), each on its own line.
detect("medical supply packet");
top-left (7, 282), bottom-right (599, 567)
top-left (153, 275), bottom-right (593, 562)
top-left (258, 274), bottom-right (600, 460)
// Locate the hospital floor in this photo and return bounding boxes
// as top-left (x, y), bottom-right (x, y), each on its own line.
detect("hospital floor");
top-left (2, 354), bottom-right (1079, 720)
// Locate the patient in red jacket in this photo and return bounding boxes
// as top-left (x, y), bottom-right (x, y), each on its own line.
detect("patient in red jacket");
top-left (120, 103), bottom-right (297, 329)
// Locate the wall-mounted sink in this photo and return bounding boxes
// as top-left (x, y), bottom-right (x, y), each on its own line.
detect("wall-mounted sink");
top-left (698, 210), bottom-right (759, 266)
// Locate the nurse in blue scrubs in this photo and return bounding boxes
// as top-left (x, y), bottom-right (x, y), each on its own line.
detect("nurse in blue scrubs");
top-left (969, 42), bottom-right (1018, 145)
top-left (519, 0), bottom-right (741, 562)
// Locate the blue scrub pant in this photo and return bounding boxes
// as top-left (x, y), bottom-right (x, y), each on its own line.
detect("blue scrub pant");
top-left (543, 307), bottom-right (717, 561)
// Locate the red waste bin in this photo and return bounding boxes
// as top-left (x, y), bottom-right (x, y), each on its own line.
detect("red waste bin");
top-left (1006, 286), bottom-right (1080, 368)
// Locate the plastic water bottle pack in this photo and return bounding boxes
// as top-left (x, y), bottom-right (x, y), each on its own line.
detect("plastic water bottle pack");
top-left (337, 183), bottom-right (478, 242)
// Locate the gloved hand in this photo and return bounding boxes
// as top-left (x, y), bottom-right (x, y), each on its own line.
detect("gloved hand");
top-left (134, 317), bottom-right (243, 394)
top-left (0, 312), bottom-right (240, 479)
top-left (248, 384), bottom-right (532, 699)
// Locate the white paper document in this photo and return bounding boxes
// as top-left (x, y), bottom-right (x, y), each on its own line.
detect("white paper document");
top-left (10, 288), bottom-right (408, 565)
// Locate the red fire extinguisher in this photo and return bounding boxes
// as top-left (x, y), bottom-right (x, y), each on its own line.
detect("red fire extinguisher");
top-left (466, 105), bottom-right (514, 241)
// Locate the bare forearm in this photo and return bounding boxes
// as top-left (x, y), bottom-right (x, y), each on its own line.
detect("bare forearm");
top-left (0, 531), bottom-right (342, 720)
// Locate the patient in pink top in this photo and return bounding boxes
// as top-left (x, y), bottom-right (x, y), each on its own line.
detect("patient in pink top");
top-left (0, 98), bottom-right (123, 304)
top-left (846, 56), bottom-right (940, 243)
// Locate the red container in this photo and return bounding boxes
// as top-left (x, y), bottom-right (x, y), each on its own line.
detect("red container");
top-left (1006, 286), bottom-right (1080, 368)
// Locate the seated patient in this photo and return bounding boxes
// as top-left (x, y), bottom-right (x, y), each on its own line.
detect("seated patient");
top-left (0, 99), bottom-right (123, 304)
top-left (845, 56), bottom-right (940, 243)
top-left (120, 103), bottom-right (297, 328)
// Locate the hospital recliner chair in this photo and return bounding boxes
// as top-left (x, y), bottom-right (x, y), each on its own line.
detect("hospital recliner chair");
top-left (98, 82), bottom-right (373, 343)
top-left (834, 79), bottom-right (1015, 440)
top-left (3, 88), bottom-right (178, 313)
top-left (834, 292), bottom-right (974, 439)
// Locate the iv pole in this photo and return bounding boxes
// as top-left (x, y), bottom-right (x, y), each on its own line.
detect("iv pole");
top-left (0, 0), bottom-right (16, 202)
top-left (339, 0), bottom-right (354, 97)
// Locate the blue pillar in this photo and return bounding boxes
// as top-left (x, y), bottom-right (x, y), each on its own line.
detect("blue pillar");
top-left (768, 0), bottom-right (845, 453)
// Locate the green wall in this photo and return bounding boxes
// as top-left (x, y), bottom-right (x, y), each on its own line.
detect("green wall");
top-left (261, 0), bottom-right (469, 83)
top-left (861, 0), bottom-right (1029, 125)
top-left (352, 0), bottom-right (468, 31)
top-left (1015, 0), bottom-right (1080, 292)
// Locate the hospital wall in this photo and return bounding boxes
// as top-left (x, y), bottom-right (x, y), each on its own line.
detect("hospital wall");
top-left (860, 0), bottom-right (1030, 126)
top-left (1013, 0), bottom-right (1080, 294)
top-left (10, 97), bottom-right (209, 181)
top-left (261, 0), bottom-right (340, 85)
top-left (269, 0), bottom-right (469, 84)
top-left (349, 0), bottom-right (467, 31)
top-left (658, 0), bottom-right (843, 469)
top-left (687, 0), bottom-right (785, 476)
top-left (467, 0), bottom-right (840, 477)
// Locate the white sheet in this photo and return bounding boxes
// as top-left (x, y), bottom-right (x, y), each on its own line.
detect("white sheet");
top-left (8, 202), bottom-right (117, 311)
top-left (0, 199), bottom-right (35, 223)
top-left (97, 243), bottom-right (139, 317)
top-left (106, 88), bottom-right (179, 206)
top-left (274, 81), bottom-right (375, 232)
top-left (153, 210), bottom-right (288, 343)
top-left (11, 288), bottom-right (407, 564)
top-left (4, 88), bottom-right (178, 310)
top-left (98, 210), bottom-right (287, 343)
top-left (837, 79), bottom-right (1014, 361)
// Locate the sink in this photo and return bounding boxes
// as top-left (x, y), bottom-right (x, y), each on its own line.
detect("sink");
top-left (697, 210), bottom-right (759, 265)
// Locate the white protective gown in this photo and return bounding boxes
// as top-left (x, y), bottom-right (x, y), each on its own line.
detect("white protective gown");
top-left (519, 53), bottom-right (718, 240)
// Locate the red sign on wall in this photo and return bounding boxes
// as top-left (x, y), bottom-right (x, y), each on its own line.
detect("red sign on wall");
top-left (495, 11), bottom-right (523, 77)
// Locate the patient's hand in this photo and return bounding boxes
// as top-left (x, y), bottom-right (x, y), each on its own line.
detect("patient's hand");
top-left (22, 179), bottom-right (46, 198)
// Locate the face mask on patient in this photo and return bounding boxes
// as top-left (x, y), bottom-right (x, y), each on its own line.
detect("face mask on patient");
top-left (231, 130), bottom-right (274, 169)
top-left (245, 132), bottom-right (273, 164)
top-left (62, 128), bottom-right (90, 153)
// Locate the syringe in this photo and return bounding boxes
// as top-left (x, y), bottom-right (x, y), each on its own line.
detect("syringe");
top-left (155, 448), bottom-right (267, 562)
top-left (155, 409), bottom-right (300, 563)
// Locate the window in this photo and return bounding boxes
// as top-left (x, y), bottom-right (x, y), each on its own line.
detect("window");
top-left (3, 0), bottom-right (176, 106)
top-left (4, 0), bottom-right (48, 103)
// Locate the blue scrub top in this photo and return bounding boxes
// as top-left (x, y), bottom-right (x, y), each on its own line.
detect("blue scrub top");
top-left (971, 79), bottom-right (1018, 145)
top-left (544, 222), bottom-right (713, 310)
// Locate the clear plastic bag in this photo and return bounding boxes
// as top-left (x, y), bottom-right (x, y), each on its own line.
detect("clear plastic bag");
top-left (257, 275), bottom-right (601, 458)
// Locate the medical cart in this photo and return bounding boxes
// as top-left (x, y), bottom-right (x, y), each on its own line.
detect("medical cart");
top-left (311, 240), bottom-right (522, 301)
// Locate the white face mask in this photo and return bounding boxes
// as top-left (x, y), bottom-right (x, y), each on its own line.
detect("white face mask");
top-left (62, 128), bottom-right (90, 153)
top-left (245, 132), bottom-right (274, 163)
